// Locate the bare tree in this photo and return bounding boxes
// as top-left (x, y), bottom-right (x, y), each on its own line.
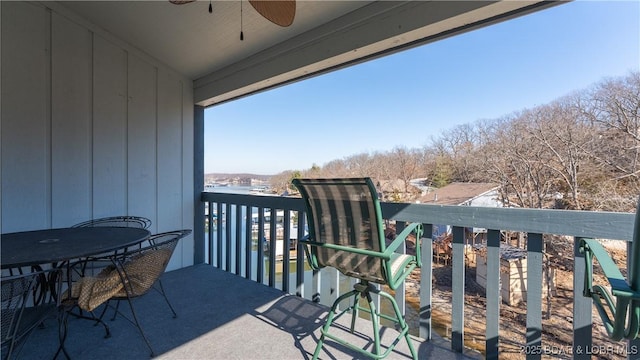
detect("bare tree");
top-left (285, 72), bottom-right (640, 211)
top-left (384, 147), bottom-right (422, 197)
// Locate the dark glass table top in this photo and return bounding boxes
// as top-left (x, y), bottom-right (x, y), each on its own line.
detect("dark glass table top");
top-left (1, 227), bottom-right (151, 269)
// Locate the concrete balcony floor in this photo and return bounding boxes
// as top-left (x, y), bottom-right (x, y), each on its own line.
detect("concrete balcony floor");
top-left (24, 265), bottom-right (481, 359)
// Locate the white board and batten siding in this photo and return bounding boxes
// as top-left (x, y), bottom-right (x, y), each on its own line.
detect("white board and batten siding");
top-left (1, 1), bottom-right (195, 270)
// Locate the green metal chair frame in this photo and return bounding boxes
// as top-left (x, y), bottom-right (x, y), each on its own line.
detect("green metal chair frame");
top-left (580, 200), bottom-right (640, 341)
top-left (293, 177), bottom-right (423, 360)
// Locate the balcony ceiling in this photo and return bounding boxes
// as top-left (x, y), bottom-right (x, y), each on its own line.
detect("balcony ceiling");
top-left (56, 1), bottom-right (560, 107)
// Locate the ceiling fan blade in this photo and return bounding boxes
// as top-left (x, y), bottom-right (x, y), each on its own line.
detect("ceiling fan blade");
top-left (169, 0), bottom-right (195, 4)
top-left (249, 0), bottom-right (296, 27)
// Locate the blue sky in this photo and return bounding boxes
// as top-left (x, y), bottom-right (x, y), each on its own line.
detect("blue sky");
top-left (204, 0), bottom-right (640, 175)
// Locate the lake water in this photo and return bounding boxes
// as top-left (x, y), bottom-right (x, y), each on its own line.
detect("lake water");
top-left (203, 185), bottom-right (311, 289)
top-left (204, 184), bottom-right (256, 194)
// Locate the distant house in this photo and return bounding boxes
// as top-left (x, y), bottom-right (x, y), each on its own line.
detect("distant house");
top-left (417, 182), bottom-right (502, 207)
top-left (417, 182), bottom-right (503, 241)
top-left (377, 179), bottom-right (419, 201)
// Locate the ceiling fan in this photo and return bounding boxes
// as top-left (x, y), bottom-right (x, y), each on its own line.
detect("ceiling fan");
top-left (169, 0), bottom-right (296, 27)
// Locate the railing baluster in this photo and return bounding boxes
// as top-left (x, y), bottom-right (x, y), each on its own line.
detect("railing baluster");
top-left (486, 229), bottom-right (501, 360)
top-left (419, 223), bottom-right (433, 341)
top-left (225, 204), bottom-right (232, 272)
top-left (245, 206), bottom-right (253, 280)
top-left (395, 221), bottom-right (407, 317)
top-left (526, 232), bottom-right (543, 360)
top-left (312, 267), bottom-right (321, 303)
top-left (216, 202), bottom-right (223, 269)
top-left (257, 206), bottom-right (265, 285)
top-left (282, 209), bottom-right (291, 293)
top-left (268, 208), bottom-right (277, 288)
top-left (235, 204), bottom-right (242, 275)
top-left (452, 226), bottom-right (465, 352)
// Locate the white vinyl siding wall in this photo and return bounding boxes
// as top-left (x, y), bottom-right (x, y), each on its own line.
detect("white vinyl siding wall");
top-left (1, 1), bottom-right (195, 269)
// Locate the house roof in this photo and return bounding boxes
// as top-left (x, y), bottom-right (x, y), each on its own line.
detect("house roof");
top-left (418, 182), bottom-right (500, 206)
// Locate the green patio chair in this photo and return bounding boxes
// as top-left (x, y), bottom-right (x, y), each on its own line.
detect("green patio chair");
top-left (580, 200), bottom-right (640, 341)
top-left (292, 177), bottom-right (423, 360)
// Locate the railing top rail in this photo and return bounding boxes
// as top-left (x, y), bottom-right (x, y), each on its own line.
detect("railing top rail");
top-left (201, 192), bottom-right (306, 211)
top-left (201, 192), bottom-right (635, 242)
top-left (382, 202), bottom-right (634, 241)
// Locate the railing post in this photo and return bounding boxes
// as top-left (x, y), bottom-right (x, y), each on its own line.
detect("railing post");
top-left (486, 229), bottom-right (501, 360)
top-left (296, 213), bottom-right (306, 298)
top-left (627, 241), bottom-right (639, 359)
top-left (573, 236), bottom-right (592, 359)
top-left (452, 226), bottom-right (465, 352)
top-left (208, 202), bottom-right (214, 265)
top-left (420, 224), bottom-right (433, 340)
top-left (526, 233), bottom-right (543, 360)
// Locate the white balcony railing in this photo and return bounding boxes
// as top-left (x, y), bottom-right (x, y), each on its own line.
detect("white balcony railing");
top-left (200, 191), bottom-right (638, 359)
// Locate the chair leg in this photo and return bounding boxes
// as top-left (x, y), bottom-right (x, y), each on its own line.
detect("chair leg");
top-left (121, 296), bottom-right (156, 357)
top-left (110, 300), bottom-right (121, 321)
top-left (155, 279), bottom-right (177, 318)
top-left (53, 309), bottom-right (71, 360)
top-left (65, 304), bottom-right (111, 338)
top-left (350, 292), bottom-right (359, 333)
top-left (365, 291), bottom-right (382, 357)
top-left (313, 283), bottom-right (418, 360)
top-left (312, 290), bottom-right (358, 360)
top-left (379, 290), bottom-right (418, 360)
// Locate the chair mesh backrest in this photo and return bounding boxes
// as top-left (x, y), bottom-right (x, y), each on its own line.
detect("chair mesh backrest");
top-left (72, 216), bottom-right (152, 229)
top-left (115, 229), bottom-right (191, 298)
top-left (293, 178), bottom-right (387, 284)
top-left (1, 273), bottom-right (37, 346)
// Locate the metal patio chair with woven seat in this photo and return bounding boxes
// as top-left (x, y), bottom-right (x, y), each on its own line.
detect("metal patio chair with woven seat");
top-left (292, 177), bottom-right (424, 360)
top-left (69, 229), bottom-right (191, 356)
top-left (580, 200), bottom-right (640, 341)
top-left (1, 268), bottom-right (62, 360)
top-left (70, 216), bottom-right (153, 278)
top-left (71, 216), bottom-right (152, 230)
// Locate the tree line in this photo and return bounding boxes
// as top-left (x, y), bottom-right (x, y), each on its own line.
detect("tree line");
top-left (271, 71), bottom-right (640, 212)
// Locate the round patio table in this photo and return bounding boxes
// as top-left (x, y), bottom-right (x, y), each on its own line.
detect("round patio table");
top-left (1, 226), bottom-right (151, 359)
top-left (1, 227), bottom-right (151, 269)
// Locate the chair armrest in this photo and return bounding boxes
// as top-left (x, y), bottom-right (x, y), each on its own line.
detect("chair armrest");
top-left (385, 223), bottom-right (424, 253)
top-left (581, 238), bottom-right (638, 298)
top-left (384, 223), bottom-right (423, 265)
top-left (300, 237), bottom-right (391, 259)
top-left (580, 238), bottom-right (640, 340)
